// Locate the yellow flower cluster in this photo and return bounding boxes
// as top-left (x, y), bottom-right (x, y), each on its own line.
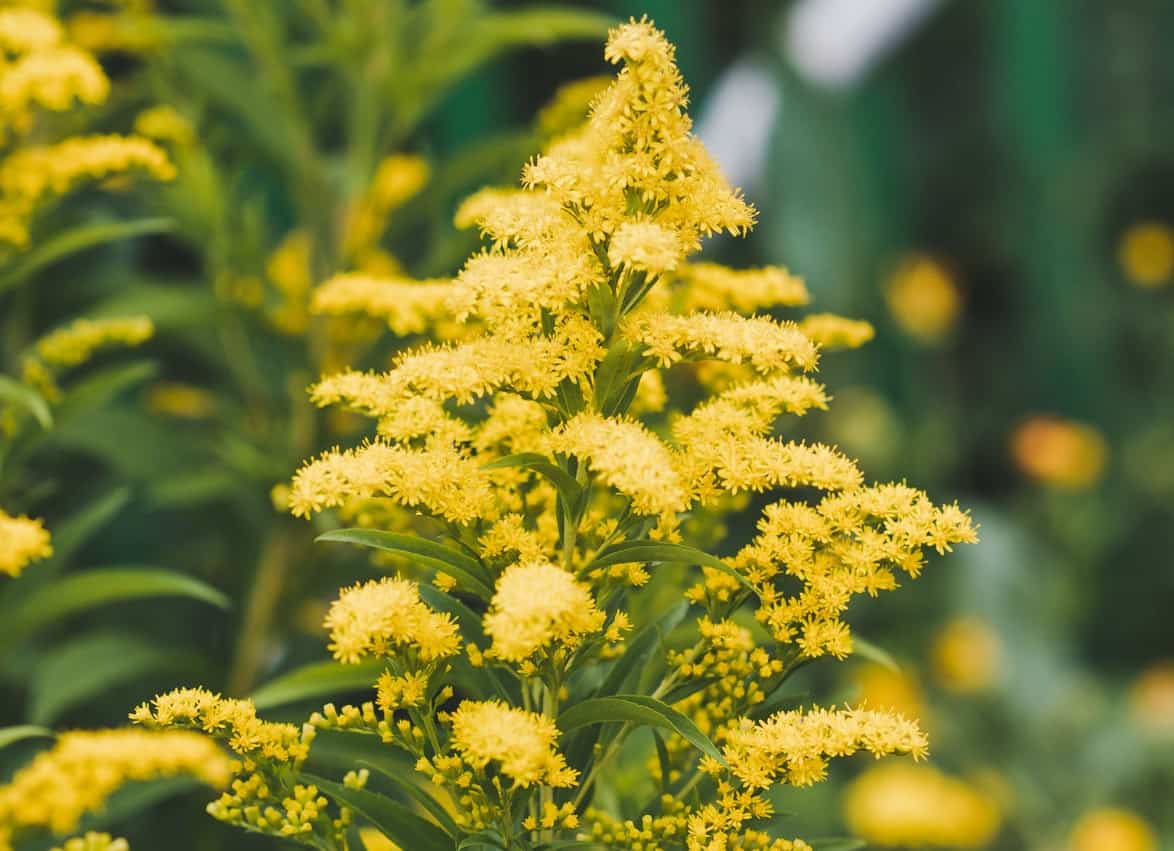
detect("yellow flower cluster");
top-left (33, 315), bottom-right (153, 367)
top-left (50, 832), bottom-right (129, 851)
top-left (721, 706), bottom-right (929, 789)
top-left (484, 561), bottom-right (605, 662)
top-left (130, 687), bottom-right (312, 764)
top-left (0, 508), bottom-right (51, 576)
top-left (289, 440), bottom-right (496, 522)
top-left (311, 273), bottom-right (451, 335)
top-left (0, 6), bottom-right (172, 248)
top-left (323, 576), bottom-right (461, 663)
top-left (843, 762), bottom-right (1002, 848)
top-left (730, 484), bottom-right (977, 658)
top-left (447, 700), bottom-right (577, 789)
top-left (263, 17), bottom-right (977, 850)
top-left (0, 729), bottom-right (230, 842)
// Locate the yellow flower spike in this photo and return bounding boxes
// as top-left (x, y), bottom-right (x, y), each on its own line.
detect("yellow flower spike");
top-left (484, 561), bottom-right (605, 662)
top-left (448, 700), bottom-right (577, 789)
top-left (798, 313), bottom-right (875, 351)
top-left (0, 730), bottom-right (231, 838)
top-left (674, 262), bottom-right (810, 313)
top-left (50, 832), bottom-right (130, 851)
top-left (34, 315), bottom-right (153, 368)
top-left (0, 509), bottom-right (52, 577)
top-left (325, 577), bottom-right (460, 664)
top-left (311, 273), bottom-right (452, 334)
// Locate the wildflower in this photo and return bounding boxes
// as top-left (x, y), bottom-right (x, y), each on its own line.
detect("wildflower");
top-left (0, 509), bottom-right (51, 576)
top-left (1129, 661), bottom-right (1174, 737)
top-left (625, 311), bottom-right (818, 373)
top-left (675, 262), bottom-right (810, 313)
top-left (723, 706), bottom-right (928, 789)
top-left (0, 730), bottom-right (231, 837)
top-left (1118, 221), bottom-right (1174, 288)
top-left (324, 577), bottom-right (460, 663)
top-left (844, 763), bottom-right (1002, 848)
top-left (608, 220), bottom-right (686, 275)
top-left (551, 413), bottom-right (688, 516)
top-left (131, 687), bottom-right (311, 764)
top-left (0, 135), bottom-right (173, 206)
top-left (288, 441), bottom-right (497, 522)
top-left (448, 700), bottom-right (577, 788)
top-left (484, 561), bottom-right (605, 661)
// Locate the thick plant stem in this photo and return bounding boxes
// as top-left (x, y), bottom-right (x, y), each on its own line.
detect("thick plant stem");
top-left (226, 525), bottom-right (295, 696)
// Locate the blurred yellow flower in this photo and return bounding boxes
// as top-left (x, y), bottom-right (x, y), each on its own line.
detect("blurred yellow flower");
top-left (145, 381), bottom-right (216, 419)
top-left (1118, 221), bottom-right (1174, 288)
top-left (1128, 661), bottom-right (1174, 737)
top-left (930, 616), bottom-right (1002, 694)
top-left (844, 762), bottom-right (1001, 848)
top-left (1010, 415), bottom-right (1108, 489)
top-left (0, 509), bottom-right (51, 577)
top-left (884, 254), bottom-right (962, 343)
top-left (854, 663), bottom-right (925, 721)
top-left (1068, 808), bottom-right (1157, 851)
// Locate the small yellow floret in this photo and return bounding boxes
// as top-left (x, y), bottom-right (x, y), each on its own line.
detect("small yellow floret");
top-left (448, 700), bottom-right (577, 788)
top-left (484, 561), bottom-right (605, 661)
top-left (0, 509), bottom-right (51, 577)
top-left (325, 577), bottom-right (460, 664)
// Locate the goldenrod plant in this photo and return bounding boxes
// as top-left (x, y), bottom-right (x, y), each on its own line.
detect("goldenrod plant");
top-left (42, 19), bottom-right (979, 851)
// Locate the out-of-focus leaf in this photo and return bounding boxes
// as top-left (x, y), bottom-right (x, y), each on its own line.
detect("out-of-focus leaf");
top-left (0, 218), bottom-right (174, 294)
top-left (806, 839), bottom-right (867, 851)
top-left (28, 632), bottom-right (192, 724)
top-left (251, 659), bottom-right (386, 710)
top-left (317, 529), bottom-right (494, 598)
top-left (91, 281), bottom-right (221, 329)
top-left (308, 775), bottom-right (453, 851)
top-left (852, 637), bottom-right (900, 672)
top-left (54, 360), bottom-right (159, 422)
top-left (0, 567), bottom-right (228, 650)
top-left (0, 725), bottom-right (52, 750)
top-left (48, 409), bottom-right (196, 480)
top-left (0, 375), bottom-right (51, 429)
top-left (557, 695), bottom-right (724, 763)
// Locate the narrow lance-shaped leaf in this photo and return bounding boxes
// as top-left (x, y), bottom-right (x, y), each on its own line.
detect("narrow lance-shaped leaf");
top-left (557, 694), bottom-right (725, 764)
top-left (317, 528), bottom-right (494, 598)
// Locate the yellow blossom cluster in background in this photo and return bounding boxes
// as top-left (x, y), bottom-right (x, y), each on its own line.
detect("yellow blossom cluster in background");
top-left (0, 508), bottom-right (51, 577)
top-left (1010, 415), bottom-right (1108, 490)
top-left (1118, 221), bottom-right (1174, 288)
top-left (844, 762), bottom-right (1002, 848)
top-left (884, 253), bottom-right (963, 344)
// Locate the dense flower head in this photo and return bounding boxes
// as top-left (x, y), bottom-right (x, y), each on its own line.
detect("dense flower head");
top-left (0, 729), bottom-right (231, 838)
top-left (0, 509), bottom-right (51, 576)
top-left (130, 687), bottom-right (311, 764)
top-left (311, 273), bottom-right (451, 335)
top-left (484, 561), bottom-right (605, 661)
top-left (722, 706), bottom-right (929, 789)
top-left (447, 700), bottom-right (577, 788)
top-left (324, 576), bottom-right (461, 663)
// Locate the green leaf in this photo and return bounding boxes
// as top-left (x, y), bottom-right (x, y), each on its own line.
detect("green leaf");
top-left (0, 218), bottom-right (174, 294)
top-left (0, 375), bottom-right (51, 429)
top-left (557, 695), bottom-right (724, 763)
top-left (852, 637), bottom-right (900, 672)
top-left (483, 453), bottom-right (583, 510)
top-left (251, 659), bottom-right (385, 710)
top-left (29, 632), bottom-right (191, 724)
top-left (55, 360), bottom-right (159, 422)
top-left (357, 759), bottom-right (461, 839)
top-left (806, 839), bottom-right (867, 851)
top-left (0, 725), bottom-right (52, 750)
top-left (317, 528), bottom-right (494, 598)
top-left (308, 775), bottom-right (453, 851)
top-left (0, 567), bottom-right (228, 650)
top-left (587, 541), bottom-right (756, 593)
